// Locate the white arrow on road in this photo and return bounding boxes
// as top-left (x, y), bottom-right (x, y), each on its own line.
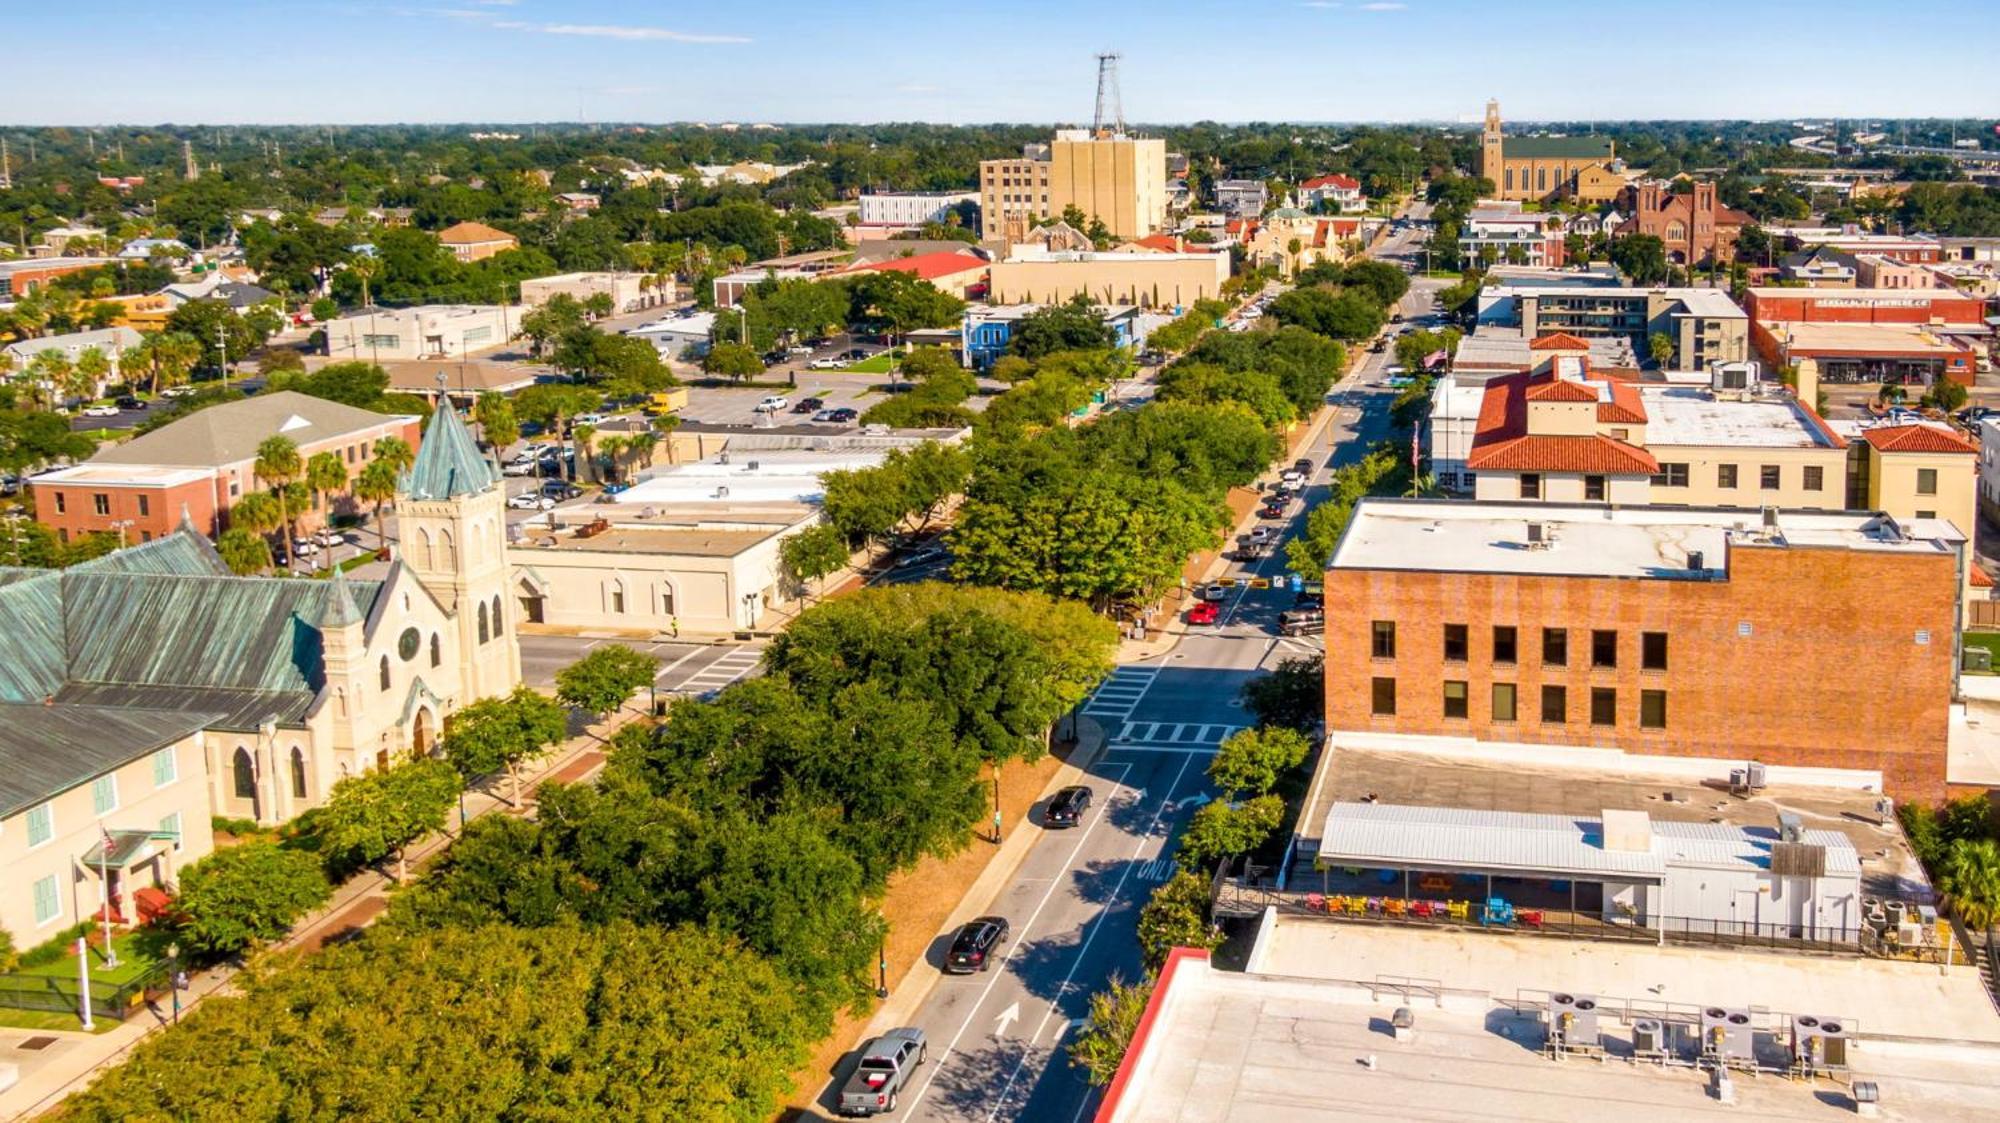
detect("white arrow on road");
top-left (1178, 792), bottom-right (1213, 811)
top-left (993, 1002), bottom-right (1021, 1037)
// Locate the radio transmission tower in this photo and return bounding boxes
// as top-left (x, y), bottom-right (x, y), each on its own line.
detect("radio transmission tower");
top-left (1092, 52), bottom-right (1124, 138)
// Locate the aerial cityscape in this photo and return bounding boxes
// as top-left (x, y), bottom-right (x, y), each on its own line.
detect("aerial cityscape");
top-left (5, 4), bottom-right (2000, 1121)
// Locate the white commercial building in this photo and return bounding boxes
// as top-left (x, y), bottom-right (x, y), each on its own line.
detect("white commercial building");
top-left (519, 272), bottom-right (663, 314)
top-left (857, 192), bottom-right (977, 228)
top-left (628, 312), bottom-right (718, 360)
top-left (322, 305), bottom-right (515, 362)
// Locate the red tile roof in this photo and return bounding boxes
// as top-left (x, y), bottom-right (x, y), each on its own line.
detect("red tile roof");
top-left (1598, 381), bottom-right (1648, 424)
top-left (1301, 173), bottom-right (1361, 191)
top-left (1529, 332), bottom-right (1592, 351)
top-left (1468, 371), bottom-right (1659, 475)
top-left (1859, 423), bottom-right (1979, 455)
top-left (852, 251), bottom-right (987, 282)
top-left (1975, 564), bottom-right (1994, 589)
top-left (1128, 234), bottom-right (1182, 253)
top-left (1524, 379), bottom-right (1599, 403)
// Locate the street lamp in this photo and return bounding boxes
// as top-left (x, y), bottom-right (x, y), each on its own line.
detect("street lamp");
top-left (166, 942), bottom-right (182, 1024)
top-left (990, 773), bottom-right (1003, 844)
top-left (109, 518), bottom-right (134, 549)
top-left (876, 937), bottom-right (889, 999)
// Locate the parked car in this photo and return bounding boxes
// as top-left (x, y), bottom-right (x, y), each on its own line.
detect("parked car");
top-left (602, 481), bottom-right (632, 496)
top-left (895, 545), bottom-right (947, 570)
top-left (788, 344), bottom-right (815, 357)
top-left (814, 407), bottom-right (859, 423)
top-left (1044, 785), bottom-right (1094, 828)
top-left (1187, 600), bottom-right (1221, 626)
top-left (313, 529), bottom-right (345, 548)
top-left (115, 396), bottom-right (146, 411)
top-left (1293, 458), bottom-right (1315, 475)
top-left (81, 404), bottom-right (119, 418)
top-left (291, 539), bottom-right (320, 557)
top-left (573, 413), bottom-right (608, 427)
top-left (540, 480), bottom-right (581, 500)
top-left (1245, 526), bottom-right (1277, 544)
top-left (809, 357), bottom-right (851, 370)
top-left (1199, 582), bottom-right (1231, 602)
top-left (837, 1027), bottom-right (927, 1118)
top-left (944, 917), bottom-right (1010, 974)
top-left (160, 385), bottom-right (197, 399)
top-left (508, 492), bottom-right (556, 511)
top-left (754, 395), bottom-right (790, 413)
top-left (1259, 501), bottom-right (1287, 519)
top-left (792, 396), bottom-right (826, 414)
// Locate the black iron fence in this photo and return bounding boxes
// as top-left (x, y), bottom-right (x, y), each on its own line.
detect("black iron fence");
top-left (1214, 879), bottom-right (1958, 964)
top-left (0, 959), bottom-right (170, 1023)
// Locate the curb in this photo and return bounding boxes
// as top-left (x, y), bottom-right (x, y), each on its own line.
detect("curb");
top-left (844, 718), bottom-right (1110, 1040)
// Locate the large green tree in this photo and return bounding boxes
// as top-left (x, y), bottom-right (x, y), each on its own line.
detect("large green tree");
top-left (172, 841), bottom-right (331, 958)
top-left (313, 757), bottom-right (462, 883)
top-left (444, 686), bottom-right (570, 805)
top-left (555, 644), bottom-right (661, 717)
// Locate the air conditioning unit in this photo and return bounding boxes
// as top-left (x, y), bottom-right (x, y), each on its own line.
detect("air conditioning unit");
top-left (1746, 763), bottom-right (1768, 790)
top-left (1632, 1018), bottom-right (1666, 1058)
top-left (1546, 993), bottom-right (1600, 1049)
top-left (1779, 812), bottom-right (1805, 843)
top-left (1793, 1014), bottom-right (1851, 1071)
top-left (1700, 1007), bottom-right (1753, 1063)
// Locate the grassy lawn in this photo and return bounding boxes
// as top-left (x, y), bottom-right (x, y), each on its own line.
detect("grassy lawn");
top-left (0, 1005), bottom-right (121, 1035)
top-left (846, 354), bottom-right (896, 374)
top-left (16, 932), bottom-right (161, 987)
top-left (1964, 631), bottom-right (2000, 673)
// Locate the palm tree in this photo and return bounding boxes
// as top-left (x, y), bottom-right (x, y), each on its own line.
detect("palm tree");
top-left (372, 435), bottom-right (415, 476)
top-left (347, 254), bottom-right (379, 308)
top-left (229, 492), bottom-right (283, 570)
top-left (150, 332), bottom-right (202, 395)
top-left (25, 350), bottom-right (73, 412)
top-left (74, 346), bottom-right (111, 401)
top-left (1942, 838), bottom-right (2000, 930)
top-left (306, 451), bottom-right (349, 528)
top-left (255, 435), bottom-right (303, 564)
top-left (571, 424), bottom-right (598, 484)
top-left (353, 458), bottom-right (399, 555)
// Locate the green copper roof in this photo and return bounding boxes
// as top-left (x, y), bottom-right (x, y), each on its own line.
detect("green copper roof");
top-left (321, 567), bottom-right (366, 628)
top-left (1502, 135), bottom-right (1615, 160)
top-left (401, 398), bottom-right (499, 500)
top-left (0, 703), bottom-right (217, 819)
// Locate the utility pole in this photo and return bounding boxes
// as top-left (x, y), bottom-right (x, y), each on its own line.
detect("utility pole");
top-left (217, 320), bottom-right (229, 387)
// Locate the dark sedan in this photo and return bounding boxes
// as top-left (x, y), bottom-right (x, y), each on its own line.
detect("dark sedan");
top-left (1044, 785), bottom-right (1093, 828)
top-left (945, 917), bottom-right (1010, 974)
top-left (792, 396), bottom-right (826, 414)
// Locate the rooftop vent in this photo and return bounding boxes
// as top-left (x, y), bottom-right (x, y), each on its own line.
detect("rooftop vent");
top-left (1778, 811), bottom-right (1806, 843)
top-left (1686, 550), bottom-right (1704, 571)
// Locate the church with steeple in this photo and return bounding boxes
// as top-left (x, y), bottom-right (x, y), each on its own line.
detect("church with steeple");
top-left (0, 400), bottom-right (522, 829)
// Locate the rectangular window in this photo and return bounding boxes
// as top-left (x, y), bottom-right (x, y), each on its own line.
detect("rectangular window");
top-left (1918, 468), bottom-right (1938, 496)
top-left (1640, 690), bottom-right (1667, 729)
top-left (92, 774), bottom-right (118, 816)
top-left (1519, 473), bottom-right (1542, 500)
top-left (1371, 620), bottom-right (1396, 659)
top-left (1641, 631), bottom-right (1668, 672)
top-left (26, 802), bottom-right (54, 847)
top-left (1590, 687), bottom-right (1617, 726)
top-left (152, 746), bottom-right (178, 787)
top-left (1718, 464), bottom-right (1738, 489)
top-left (160, 812), bottom-right (183, 849)
top-left (1760, 465), bottom-right (1781, 490)
top-left (1803, 465), bottom-right (1824, 491)
top-left (54, 493), bottom-right (65, 514)
top-left (137, 495), bottom-right (149, 517)
top-left (1591, 629), bottom-right (1617, 668)
top-left (1442, 680), bottom-right (1469, 719)
top-left (1541, 685), bottom-right (1567, 723)
top-left (1492, 682), bottom-right (1518, 722)
top-left (1584, 475), bottom-right (1606, 501)
top-left (1492, 626), bottom-right (1517, 665)
top-left (33, 874), bottom-right (61, 926)
top-left (1443, 624), bottom-right (1468, 662)
top-left (93, 493), bottom-right (111, 516)
top-left (1371, 676), bottom-right (1397, 716)
top-left (1651, 463), bottom-right (1689, 487)
top-left (1543, 628), bottom-right (1568, 666)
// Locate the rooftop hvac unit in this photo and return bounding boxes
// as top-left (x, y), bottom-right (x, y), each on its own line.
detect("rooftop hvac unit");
top-left (1546, 993), bottom-right (1600, 1049)
top-left (1631, 1018), bottom-right (1666, 1058)
top-left (1700, 1007), bottom-right (1754, 1063)
top-left (1746, 763), bottom-right (1768, 790)
top-left (1791, 1015), bottom-right (1851, 1071)
top-left (715, 485), bottom-right (729, 499)
top-left (1779, 812), bottom-right (1806, 844)
top-left (746, 460), bottom-right (759, 472)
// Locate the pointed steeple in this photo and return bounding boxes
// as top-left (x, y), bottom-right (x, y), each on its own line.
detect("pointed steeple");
top-left (400, 397), bottom-right (499, 501)
top-left (177, 502), bottom-right (198, 535)
top-left (320, 567), bottom-right (365, 629)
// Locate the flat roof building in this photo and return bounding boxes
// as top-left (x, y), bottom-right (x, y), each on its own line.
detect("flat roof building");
top-left (987, 246), bottom-right (1228, 309)
top-left (518, 271), bottom-right (664, 315)
top-left (1323, 499), bottom-right (1963, 799)
top-left (1474, 284), bottom-right (1749, 371)
top-left (322, 304), bottom-right (516, 363)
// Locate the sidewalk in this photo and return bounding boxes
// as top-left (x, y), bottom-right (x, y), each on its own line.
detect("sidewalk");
top-left (0, 701), bottom-right (643, 1121)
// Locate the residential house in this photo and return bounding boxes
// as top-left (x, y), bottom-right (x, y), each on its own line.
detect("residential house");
top-left (1298, 173), bottom-right (1366, 213)
top-left (1214, 180), bottom-right (1269, 218)
top-left (435, 221), bottom-right (519, 263)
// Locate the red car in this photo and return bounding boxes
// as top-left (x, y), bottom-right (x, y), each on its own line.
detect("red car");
top-left (1187, 601), bottom-right (1220, 626)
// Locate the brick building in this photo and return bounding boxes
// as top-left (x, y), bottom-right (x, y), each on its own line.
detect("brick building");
top-left (1323, 500), bottom-right (1962, 799)
top-left (32, 392), bottom-right (420, 544)
top-left (1615, 182), bottom-right (1751, 266)
top-left (1478, 100), bottom-right (1622, 204)
top-left (1746, 287), bottom-right (1987, 388)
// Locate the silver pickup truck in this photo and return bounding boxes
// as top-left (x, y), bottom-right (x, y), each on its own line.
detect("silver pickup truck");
top-left (839, 1026), bottom-right (927, 1117)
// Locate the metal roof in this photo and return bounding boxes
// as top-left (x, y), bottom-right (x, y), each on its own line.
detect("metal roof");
top-left (90, 391), bottom-right (413, 469)
top-left (1317, 802), bottom-right (1858, 881)
top-left (400, 397), bottom-right (500, 500)
top-left (0, 703), bottom-right (214, 819)
top-left (1318, 802), bottom-right (1667, 880)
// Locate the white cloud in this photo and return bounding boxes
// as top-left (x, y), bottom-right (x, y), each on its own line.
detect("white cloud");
top-left (495, 20), bottom-right (750, 44)
top-left (1360, 2), bottom-right (1408, 9)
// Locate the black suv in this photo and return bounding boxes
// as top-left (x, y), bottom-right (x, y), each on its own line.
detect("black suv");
top-left (945, 917), bottom-right (1010, 974)
top-left (793, 396), bottom-right (826, 414)
top-left (1044, 785), bottom-right (1093, 828)
top-left (116, 395), bottom-right (146, 410)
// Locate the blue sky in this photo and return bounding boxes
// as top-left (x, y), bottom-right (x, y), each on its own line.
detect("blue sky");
top-left (8, 0), bottom-right (1997, 125)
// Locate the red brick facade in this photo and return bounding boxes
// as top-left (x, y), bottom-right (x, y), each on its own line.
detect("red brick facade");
top-left (1745, 289), bottom-right (1987, 327)
top-left (1324, 544), bottom-right (1958, 800)
top-left (1617, 182), bottom-right (1749, 266)
top-left (34, 473), bottom-right (220, 545)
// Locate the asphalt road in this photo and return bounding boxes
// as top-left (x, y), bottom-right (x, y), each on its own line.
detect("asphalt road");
top-left (807, 271), bottom-right (1423, 1123)
top-left (516, 633), bottom-right (765, 695)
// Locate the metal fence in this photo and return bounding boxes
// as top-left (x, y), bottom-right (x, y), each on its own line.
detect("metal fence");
top-left (0, 959), bottom-right (169, 1023)
top-left (1214, 879), bottom-right (1958, 963)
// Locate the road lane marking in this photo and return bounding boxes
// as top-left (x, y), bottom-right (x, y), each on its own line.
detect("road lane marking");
top-left (651, 646), bottom-right (705, 682)
top-left (981, 751), bottom-right (1202, 1122)
top-left (901, 762), bottom-right (1136, 1118)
